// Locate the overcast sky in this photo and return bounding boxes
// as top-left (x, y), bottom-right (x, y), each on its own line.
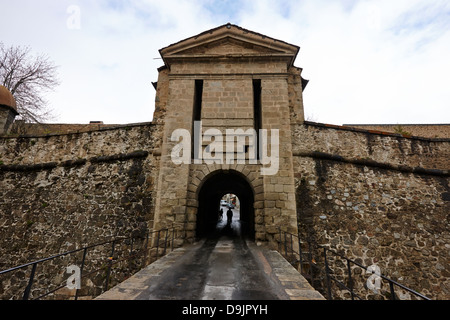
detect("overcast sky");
top-left (1, 0), bottom-right (449, 125)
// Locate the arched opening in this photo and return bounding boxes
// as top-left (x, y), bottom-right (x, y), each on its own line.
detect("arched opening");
top-left (218, 193), bottom-right (240, 227)
top-left (196, 170), bottom-right (255, 240)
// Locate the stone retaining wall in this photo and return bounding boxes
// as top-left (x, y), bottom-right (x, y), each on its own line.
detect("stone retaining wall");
top-left (0, 124), bottom-right (162, 299)
top-left (292, 123), bottom-right (449, 300)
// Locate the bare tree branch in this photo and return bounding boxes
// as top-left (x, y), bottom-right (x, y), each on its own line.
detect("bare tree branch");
top-left (0, 42), bottom-right (59, 123)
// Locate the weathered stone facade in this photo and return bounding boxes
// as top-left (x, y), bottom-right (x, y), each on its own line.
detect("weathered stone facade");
top-left (0, 24), bottom-right (448, 300)
top-left (152, 24), bottom-right (304, 245)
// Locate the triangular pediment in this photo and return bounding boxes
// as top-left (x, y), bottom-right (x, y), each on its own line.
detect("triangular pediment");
top-left (175, 37), bottom-right (286, 56)
top-left (159, 23), bottom-right (299, 66)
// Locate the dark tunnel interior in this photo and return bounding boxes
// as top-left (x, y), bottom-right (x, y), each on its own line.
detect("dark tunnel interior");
top-left (196, 170), bottom-right (255, 240)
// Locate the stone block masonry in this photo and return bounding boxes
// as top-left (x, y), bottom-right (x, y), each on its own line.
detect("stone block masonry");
top-left (154, 23), bottom-right (304, 246)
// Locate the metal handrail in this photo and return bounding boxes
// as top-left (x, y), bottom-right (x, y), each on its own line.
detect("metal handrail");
top-left (0, 225), bottom-right (184, 300)
top-left (277, 229), bottom-right (431, 300)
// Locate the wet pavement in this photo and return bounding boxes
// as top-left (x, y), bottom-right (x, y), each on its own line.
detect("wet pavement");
top-left (96, 210), bottom-right (324, 300)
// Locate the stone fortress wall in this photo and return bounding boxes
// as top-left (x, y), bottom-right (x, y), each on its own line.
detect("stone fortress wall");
top-left (0, 124), bottom-right (163, 298)
top-left (344, 123), bottom-right (450, 139)
top-left (292, 122), bottom-right (449, 299)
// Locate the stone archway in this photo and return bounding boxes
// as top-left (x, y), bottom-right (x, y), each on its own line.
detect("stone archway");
top-left (196, 170), bottom-right (255, 239)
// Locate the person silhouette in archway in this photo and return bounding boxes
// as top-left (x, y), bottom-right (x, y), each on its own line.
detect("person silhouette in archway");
top-left (226, 207), bottom-right (233, 225)
top-left (218, 207), bottom-right (223, 221)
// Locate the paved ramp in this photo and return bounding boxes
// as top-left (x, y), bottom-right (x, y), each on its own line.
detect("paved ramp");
top-left (96, 220), bottom-right (324, 300)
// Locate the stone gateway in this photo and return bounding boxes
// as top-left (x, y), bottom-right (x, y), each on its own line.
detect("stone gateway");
top-left (0, 24), bottom-right (448, 300)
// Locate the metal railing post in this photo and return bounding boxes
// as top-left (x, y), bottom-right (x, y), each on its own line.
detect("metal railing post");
top-left (163, 228), bottom-right (169, 255)
top-left (307, 239), bottom-right (314, 286)
top-left (75, 247), bottom-right (88, 301)
top-left (278, 228), bottom-right (282, 252)
top-left (155, 230), bottom-right (161, 259)
top-left (298, 235), bottom-right (304, 274)
top-left (104, 240), bottom-right (116, 292)
top-left (347, 259), bottom-right (355, 300)
top-left (284, 232), bottom-right (288, 257)
top-left (171, 226), bottom-right (175, 251)
top-left (22, 263), bottom-right (37, 300)
top-left (389, 281), bottom-right (397, 300)
top-left (323, 247), bottom-right (332, 300)
top-left (143, 230), bottom-right (149, 265)
top-left (290, 233), bottom-right (293, 258)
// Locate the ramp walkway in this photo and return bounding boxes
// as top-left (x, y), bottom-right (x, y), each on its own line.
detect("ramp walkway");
top-left (96, 218), bottom-right (324, 300)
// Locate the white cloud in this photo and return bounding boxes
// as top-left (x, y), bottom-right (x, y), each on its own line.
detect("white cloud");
top-left (285, 0), bottom-right (450, 124)
top-left (0, 0), bottom-right (448, 125)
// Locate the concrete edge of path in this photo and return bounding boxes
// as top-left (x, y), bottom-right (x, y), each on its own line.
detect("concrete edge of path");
top-left (246, 241), bottom-right (325, 300)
